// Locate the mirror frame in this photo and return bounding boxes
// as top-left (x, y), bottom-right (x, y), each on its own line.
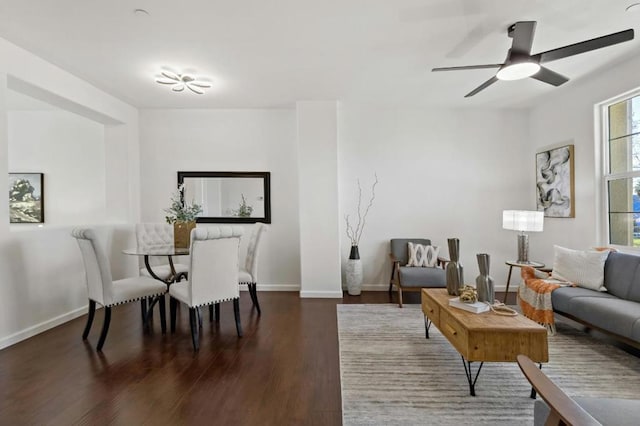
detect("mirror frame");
top-left (177, 171), bottom-right (271, 224)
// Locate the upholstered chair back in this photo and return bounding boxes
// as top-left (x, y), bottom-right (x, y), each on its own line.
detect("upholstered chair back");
top-left (188, 227), bottom-right (243, 307)
top-left (72, 228), bottom-right (113, 306)
top-left (135, 223), bottom-right (175, 267)
top-left (135, 223), bottom-right (174, 248)
top-left (245, 223), bottom-right (268, 280)
top-left (390, 238), bottom-right (432, 266)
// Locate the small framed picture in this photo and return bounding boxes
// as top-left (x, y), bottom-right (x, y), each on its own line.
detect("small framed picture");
top-left (9, 173), bottom-right (44, 223)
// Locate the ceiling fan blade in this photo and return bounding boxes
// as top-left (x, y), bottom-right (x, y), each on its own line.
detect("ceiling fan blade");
top-left (464, 76), bottom-right (498, 97)
top-left (171, 84), bottom-right (185, 92)
top-left (510, 21), bottom-right (537, 54)
top-left (531, 66), bottom-right (569, 87)
top-left (533, 29), bottom-right (634, 64)
top-left (432, 64), bottom-right (502, 72)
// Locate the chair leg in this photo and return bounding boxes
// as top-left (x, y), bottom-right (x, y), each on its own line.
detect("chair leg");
top-left (82, 300), bottom-right (96, 340)
top-left (158, 295), bottom-right (166, 334)
top-left (189, 307), bottom-right (200, 351)
top-left (197, 307), bottom-right (203, 329)
top-left (96, 306), bottom-right (112, 351)
top-left (147, 296), bottom-right (154, 322)
top-left (140, 298), bottom-right (147, 324)
top-left (251, 283), bottom-right (262, 316)
top-left (398, 287), bottom-right (403, 308)
top-left (170, 297), bottom-right (177, 333)
top-left (215, 303), bottom-right (220, 322)
top-left (233, 298), bottom-right (243, 337)
top-left (389, 270), bottom-right (395, 294)
top-left (209, 305), bottom-right (214, 322)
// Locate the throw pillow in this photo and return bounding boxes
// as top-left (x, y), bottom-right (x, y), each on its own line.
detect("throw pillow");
top-left (407, 242), bottom-right (440, 267)
top-left (551, 245), bottom-right (610, 291)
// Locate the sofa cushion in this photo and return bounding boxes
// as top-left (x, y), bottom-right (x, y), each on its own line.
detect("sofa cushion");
top-left (534, 398), bottom-right (640, 426)
top-left (397, 266), bottom-right (446, 288)
top-left (551, 245), bottom-right (609, 291)
top-left (604, 251), bottom-right (640, 302)
top-left (391, 239), bottom-right (431, 266)
top-left (551, 286), bottom-right (617, 313)
top-left (560, 297), bottom-right (640, 340)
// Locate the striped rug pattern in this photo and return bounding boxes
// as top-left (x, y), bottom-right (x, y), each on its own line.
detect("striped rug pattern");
top-left (337, 304), bottom-right (640, 426)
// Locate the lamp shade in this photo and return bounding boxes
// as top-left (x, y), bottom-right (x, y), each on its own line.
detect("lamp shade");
top-left (502, 210), bottom-right (544, 232)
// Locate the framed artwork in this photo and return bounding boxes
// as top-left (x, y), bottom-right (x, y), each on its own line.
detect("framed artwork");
top-left (535, 144), bottom-right (575, 218)
top-left (9, 173), bottom-right (44, 223)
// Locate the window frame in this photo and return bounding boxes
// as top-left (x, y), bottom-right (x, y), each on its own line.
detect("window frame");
top-left (598, 87), bottom-right (640, 250)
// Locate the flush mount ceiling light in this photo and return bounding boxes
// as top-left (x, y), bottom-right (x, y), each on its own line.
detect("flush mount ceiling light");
top-left (155, 70), bottom-right (212, 94)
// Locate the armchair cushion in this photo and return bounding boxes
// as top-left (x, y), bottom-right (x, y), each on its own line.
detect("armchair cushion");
top-left (397, 266), bottom-right (446, 287)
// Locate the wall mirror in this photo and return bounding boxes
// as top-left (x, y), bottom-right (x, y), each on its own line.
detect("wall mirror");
top-left (178, 171), bottom-right (271, 223)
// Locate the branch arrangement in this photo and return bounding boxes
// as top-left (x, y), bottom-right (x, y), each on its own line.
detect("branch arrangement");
top-left (345, 173), bottom-right (379, 247)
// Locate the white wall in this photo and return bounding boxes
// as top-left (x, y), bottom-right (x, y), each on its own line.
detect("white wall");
top-left (0, 38), bottom-right (140, 349)
top-left (338, 104), bottom-right (531, 290)
top-left (138, 109), bottom-right (300, 290)
top-left (528, 55), bottom-right (640, 266)
top-left (8, 110), bottom-right (106, 225)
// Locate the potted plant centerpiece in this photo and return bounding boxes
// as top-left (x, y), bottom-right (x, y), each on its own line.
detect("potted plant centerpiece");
top-left (165, 184), bottom-right (203, 249)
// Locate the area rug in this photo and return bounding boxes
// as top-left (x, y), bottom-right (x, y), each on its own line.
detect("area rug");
top-left (337, 304), bottom-right (640, 426)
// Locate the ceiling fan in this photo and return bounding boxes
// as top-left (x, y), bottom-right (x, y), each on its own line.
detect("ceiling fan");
top-left (432, 21), bottom-right (634, 97)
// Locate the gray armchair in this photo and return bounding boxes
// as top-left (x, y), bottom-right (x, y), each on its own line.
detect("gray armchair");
top-left (389, 238), bottom-right (447, 307)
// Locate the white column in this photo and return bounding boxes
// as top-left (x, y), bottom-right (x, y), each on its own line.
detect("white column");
top-left (296, 101), bottom-right (342, 298)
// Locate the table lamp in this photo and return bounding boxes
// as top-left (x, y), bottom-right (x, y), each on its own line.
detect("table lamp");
top-left (502, 210), bottom-right (544, 264)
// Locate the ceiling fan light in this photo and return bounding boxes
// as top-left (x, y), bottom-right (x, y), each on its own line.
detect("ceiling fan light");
top-left (496, 62), bottom-right (541, 80)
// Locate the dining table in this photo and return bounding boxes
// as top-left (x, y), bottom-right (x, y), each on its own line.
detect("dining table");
top-left (122, 245), bottom-right (190, 285)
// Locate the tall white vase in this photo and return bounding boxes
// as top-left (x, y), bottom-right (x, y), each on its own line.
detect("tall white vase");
top-left (346, 259), bottom-right (363, 295)
top-left (346, 245), bottom-right (363, 295)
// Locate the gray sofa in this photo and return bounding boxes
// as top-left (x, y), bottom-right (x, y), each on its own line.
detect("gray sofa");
top-left (534, 398), bottom-right (640, 426)
top-left (551, 251), bottom-right (640, 347)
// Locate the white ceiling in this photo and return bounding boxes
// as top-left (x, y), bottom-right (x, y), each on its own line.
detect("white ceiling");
top-left (1, 0), bottom-right (639, 109)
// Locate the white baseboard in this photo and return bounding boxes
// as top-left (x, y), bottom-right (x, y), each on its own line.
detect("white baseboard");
top-left (0, 306), bottom-right (87, 351)
top-left (239, 284), bottom-right (300, 292)
top-left (300, 290), bottom-right (344, 298)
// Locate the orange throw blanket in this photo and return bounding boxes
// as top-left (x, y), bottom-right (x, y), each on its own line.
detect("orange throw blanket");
top-left (518, 266), bottom-right (561, 332)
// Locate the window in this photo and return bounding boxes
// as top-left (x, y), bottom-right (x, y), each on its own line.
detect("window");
top-left (604, 93), bottom-right (640, 247)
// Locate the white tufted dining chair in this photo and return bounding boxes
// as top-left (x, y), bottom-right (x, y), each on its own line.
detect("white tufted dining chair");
top-left (240, 223), bottom-right (268, 315)
top-left (135, 223), bottom-right (189, 282)
top-left (169, 226), bottom-right (243, 351)
top-left (72, 227), bottom-right (167, 351)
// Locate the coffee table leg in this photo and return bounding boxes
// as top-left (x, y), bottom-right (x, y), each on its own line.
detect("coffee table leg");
top-left (424, 316), bottom-right (432, 339)
top-left (462, 357), bottom-right (484, 396)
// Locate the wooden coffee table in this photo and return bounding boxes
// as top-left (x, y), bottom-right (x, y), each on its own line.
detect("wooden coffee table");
top-left (421, 288), bottom-right (548, 396)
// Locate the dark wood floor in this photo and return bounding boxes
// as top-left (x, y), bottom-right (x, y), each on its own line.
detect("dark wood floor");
top-left (0, 291), bottom-right (397, 425)
top-left (1, 290), bottom-right (636, 425)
